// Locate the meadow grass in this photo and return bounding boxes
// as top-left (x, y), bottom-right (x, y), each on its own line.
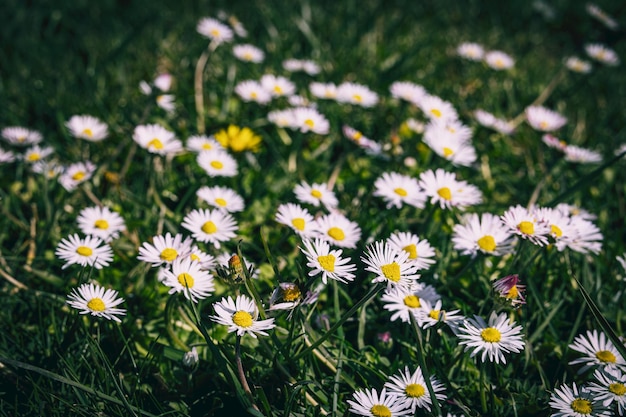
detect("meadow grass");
top-left (1, 0), bottom-right (626, 416)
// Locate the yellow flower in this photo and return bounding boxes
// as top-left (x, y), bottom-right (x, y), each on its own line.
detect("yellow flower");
top-left (214, 125), bottom-right (262, 153)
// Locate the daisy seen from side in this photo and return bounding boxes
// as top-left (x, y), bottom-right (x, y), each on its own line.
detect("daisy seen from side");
top-left (457, 42), bottom-right (485, 61)
top-left (186, 135), bottom-right (223, 153)
top-left (1, 126), bottom-right (43, 146)
top-left (210, 294), bottom-right (275, 338)
top-left (336, 82), bottom-right (379, 107)
top-left (565, 56), bottom-right (592, 74)
top-left (232, 43), bottom-right (265, 63)
top-left (309, 82), bottom-right (338, 100)
top-left (67, 283), bottom-right (126, 322)
top-left (260, 74), bottom-right (296, 97)
top-left (197, 17), bottom-right (234, 44)
top-left (492, 274), bottom-right (526, 307)
top-left (234, 80), bottom-right (272, 105)
top-left (526, 106), bottom-right (568, 132)
top-left (484, 50), bottom-right (515, 70)
top-left (585, 43), bottom-right (620, 66)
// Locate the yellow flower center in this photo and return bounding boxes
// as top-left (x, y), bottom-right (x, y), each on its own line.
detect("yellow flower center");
top-left (178, 272), bottom-right (195, 288)
top-left (430, 108), bottom-right (442, 118)
top-left (27, 153), bottom-right (41, 162)
top-left (443, 147), bottom-right (454, 157)
top-left (291, 218), bottom-right (305, 231)
top-left (250, 92), bottom-right (258, 99)
top-left (215, 198), bottom-right (227, 207)
top-left (352, 131), bottom-right (363, 140)
top-left (202, 143), bottom-right (213, 150)
top-left (160, 248), bottom-right (178, 262)
top-left (551, 224), bottom-right (563, 238)
top-left (87, 297), bottom-right (106, 312)
top-left (437, 187), bottom-right (452, 201)
top-left (317, 254), bottom-right (336, 272)
top-left (148, 138), bottom-right (164, 150)
top-left (72, 171), bottom-right (86, 181)
top-left (402, 244), bottom-right (418, 259)
top-left (327, 227), bottom-right (345, 241)
top-left (352, 94), bottom-right (362, 103)
top-left (370, 404), bottom-right (391, 417)
top-left (609, 383), bottom-right (626, 396)
top-left (481, 327), bottom-right (502, 343)
top-left (394, 188), bottom-right (408, 197)
top-left (210, 160), bottom-right (224, 169)
top-left (210, 29), bottom-right (220, 37)
top-left (403, 295), bottom-right (421, 308)
top-left (94, 219), bottom-right (109, 230)
top-left (539, 121), bottom-right (548, 130)
top-left (477, 235), bottom-right (497, 252)
top-left (506, 286), bottom-right (519, 299)
top-left (518, 221), bottom-right (535, 235)
top-left (311, 189), bottom-right (322, 199)
top-left (273, 85), bottom-right (283, 95)
top-left (570, 398), bottom-right (592, 414)
top-left (595, 350), bottom-right (617, 363)
top-left (405, 383), bottom-right (426, 398)
top-left (429, 310), bottom-right (442, 320)
top-left (76, 246), bottom-right (93, 257)
top-left (82, 128), bottom-right (93, 137)
top-left (190, 253), bottom-right (200, 262)
top-left (495, 59), bottom-right (504, 68)
top-left (243, 52), bottom-right (253, 60)
top-left (201, 221), bottom-right (217, 234)
top-left (381, 262), bottom-right (401, 282)
top-left (282, 286), bottom-right (301, 302)
top-left (232, 310), bottom-right (253, 328)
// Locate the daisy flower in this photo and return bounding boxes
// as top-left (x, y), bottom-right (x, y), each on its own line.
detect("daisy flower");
top-left (535, 207), bottom-right (579, 251)
top-left (186, 135), bottom-right (223, 153)
top-left (210, 294), bottom-right (275, 338)
top-left (549, 382), bottom-right (612, 417)
top-left (526, 106), bottom-right (568, 132)
top-left (153, 73), bottom-right (172, 92)
top-left (31, 160), bottom-right (62, 178)
top-left (156, 94), bottom-right (176, 113)
top-left (422, 122), bottom-right (477, 166)
top-left (300, 238), bottom-right (357, 284)
top-left (268, 109), bottom-right (298, 129)
top-left (76, 206), bottom-right (126, 242)
top-left (452, 212), bottom-right (515, 256)
top-left (161, 257), bottom-right (215, 303)
top-left (0, 148), bottom-right (15, 164)
top-left (1, 126), bottom-right (42, 146)
top-left (313, 213), bottom-right (362, 249)
top-left (55, 234), bottom-right (113, 270)
top-left (416, 299), bottom-right (464, 329)
top-left (282, 58), bottom-right (321, 75)
top-left (565, 56), bottom-right (592, 74)
top-left (373, 172), bottom-right (426, 209)
top-left (269, 282), bottom-right (303, 311)
top-left (66, 115), bottom-right (109, 141)
top-left (492, 274), bottom-right (526, 307)
top-left (457, 311), bottom-right (525, 364)
top-left (387, 232), bottom-right (436, 270)
top-left (500, 205), bottom-right (550, 246)
top-left (342, 125), bottom-right (383, 155)
top-left (484, 50), bottom-right (515, 70)
top-left (58, 161), bottom-right (97, 192)
top-left (196, 185), bottom-right (245, 213)
top-left (562, 217), bottom-right (603, 255)
top-left (275, 202), bottom-right (316, 237)
top-left (389, 81), bottom-right (427, 104)
top-left (419, 168), bottom-right (482, 210)
top-left (418, 95), bottom-right (459, 124)
top-left (187, 245), bottom-right (217, 271)
top-left (336, 82), bottom-right (379, 107)
top-left (197, 149), bottom-right (238, 177)
top-left (197, 17), bottom-right (234, 44)
top-left (232, 43), bottom-right (265, 63)
top-left (66, 283), bottom-right (125, 322)
top-left (569, 329), bottom-right (626, 373)
top-left (23, 145), bottom-right (54, 163)
top-left (347, 388), bottom-right (412, 417)
top-left (287, 94), bottom-right (314, 108)
top-left (543, 133), bottom-right (568, 151)
top-left (586, 3), bottom-right (619, 30)
top-left (234, 80), bottom-right (272, 104)
top-left (137, 232), bottom-right (193, 267)
top-left (564, 145), bottom-right (602, 163)
top-left (181, 208), bottom-right (238, 248)
top-left (133, 124), bottom-right (183, 155)
top-left (587, 367), bottom-right (626, 416)
top-left (457, 42), bottom-right (485, 61)
top-left (309, 82), bottom-right (338, 100)
top-left (293, 181), bottom-right (338, 210)
top-left (260, 74), bottom-right (296, 97)
top-left (214, 125), bottom-right (262, 153)
top-left (292, 107), bottom-right (330, 135)
top-left (381, 284), bottom-right (440, 323)
top-left (385, 366), bottom-right (446, 413)
top-left (361, 240), bottom-right (420, 289)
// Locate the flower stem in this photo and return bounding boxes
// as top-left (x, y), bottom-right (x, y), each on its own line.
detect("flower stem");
top-left (409, 314), bottom-right (442, 417)
top-left (194, 41), bottom-right (218, 134)
top-left (235, 335), bottom-right (261, 414)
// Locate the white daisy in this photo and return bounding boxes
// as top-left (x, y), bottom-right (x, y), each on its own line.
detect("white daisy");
top-left (418, 95), bottom-right (459, 124)
top-left (0, 148), bottom-right (15, 164)
top-left (197, 17), bottom-right (234, 44)
top-left (275, 202), bottom-right (316, 237)
top-left (76, 206), bottom-right (126, 242)
top-left (415, 299), bottom-right (463, 329)
top-left (196, 149), bottom-right (238, 177)
top-left (564, 145), bottom-right (602, 163)
top-left (58, 161), bottom-right (97, 191)
top-left (293, 181), bottom-right (338, 210)
top-left (347, 388), bottom-right (412, 417)
top-left (381, 284), bottom-right (440, 323)
top-left (565, 56), bottom-right (593, 74)
top-left (313, 213), bottom-right (362, 249)
top-left (387, 232), bottom-right (436, 271)
top-left (156, 94), bottom-right (176, 113)
top-left (196, 185), bottom-right (244, 213)
top-left (585, 43), bottom-right (620, 66)
top-left (161, 257), bottom-right (215, 303)
top-left (23, 145), bottom-right (54, 163)
top-left (268, 109), bottom-right (298, 129)
top-left (133, 124), bottom-right (183, 155)
top-left (282, 58), bottom-right (320, 75)
top-left (389, 81), bottom-right (428, 105)
top-left (309, 82), bottom-right (338, 100)
top-left (500, 205), bottom-right (550, 246)
top-left (1, 126), bottom-right (43, 146)
top-left (234, 80), bottom-right (272, 104)
top-left (137, 232), bottom-right (193, 267)
top-left (210, 294), bottom-right (275, 338)
top-left (418, 168), bottom-right (482, 210)
top-left (385, 366), bottom-right (446, 413)
top-left (269, 282), bottom-right (303, 311)
top-left (422, 122), bottom-right (477, 167)
top-left (569, 329), bottom-right (626, 373)
top-left (457, 311), bottom-right (525, 364)
top-left (336, 82), bottom-right (379, 107)
top-left (543, 133), bottom-right (568, 151)
top-left (66, 115), bottom-right (109, 141)
top-left (153, 73), bottom-right (172, 92)
top-left (186, 135), bottom-right (222, 153)
top-left (373, 172), bottom-right (426, 209)
top-left (452, 212), bottom-right (515, 256)
top-left (342, 125), bottom-right (383, 155)
top-left (233, 43), bottom-right (265, 63)
top-left (55, 234), bottom-right (113, 270)
top-left (292, 107), bottom-right (330, 135)
top-left (586, 3), bottom-right (619, 30)
top-left (361, 240), bottom-right (420, 289)
top-left (549, 382), bottom-right (612, 417)
top-left (260, 74), bottom-right (296, 97)
top-left (484, 50), bottom-right (515, 70)
top-left (66, 283), bottom-right (125, 322)
top-left (31, 160), bottom-right (62, 178)
top-left (561, 217), bottom-right (603, 255)
top-left (526, 105), bottom-right (568, 132)
top-left (300, 238), bottom-right (356, 284)
top-left (587, 367), bottom-right (626, 416)
top-left (457, 42), bottom-right (485, 61)
top-left (181, 208), bottom-right (238, 248)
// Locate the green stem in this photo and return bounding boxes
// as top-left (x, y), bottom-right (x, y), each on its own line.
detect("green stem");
top-left (409, 314), bottom-right (442, 417)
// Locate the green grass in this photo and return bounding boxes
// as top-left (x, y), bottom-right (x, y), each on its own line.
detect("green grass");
top-left (1, 0), bottom-right (626, 416)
